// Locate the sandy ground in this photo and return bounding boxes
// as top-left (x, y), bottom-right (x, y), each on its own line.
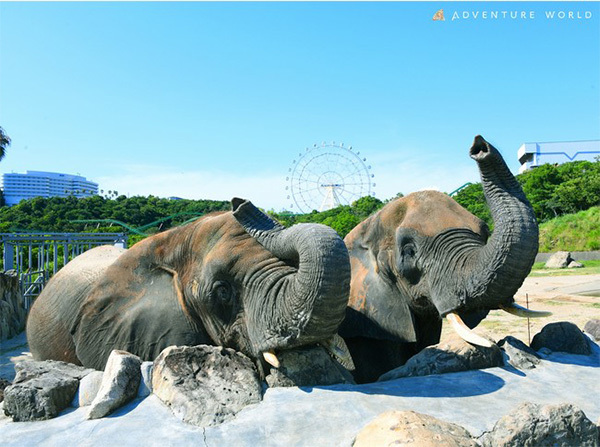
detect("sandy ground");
top-left (441, 273), bottom-right (600, 344)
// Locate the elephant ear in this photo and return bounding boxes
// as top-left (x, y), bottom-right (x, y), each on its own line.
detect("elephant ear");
top-left (71, 247), bottom-right (208, 370)
top-left (343, 214), bottom-right (418, 343)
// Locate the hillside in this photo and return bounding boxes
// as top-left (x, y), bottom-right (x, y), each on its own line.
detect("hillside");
top-left (538, 206), bottom-right (600, 252)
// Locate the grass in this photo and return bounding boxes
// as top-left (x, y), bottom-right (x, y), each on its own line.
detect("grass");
top-left (539, 207), bottom-right (600, 252)
top-left (529, 260), bottom-right (600, 277)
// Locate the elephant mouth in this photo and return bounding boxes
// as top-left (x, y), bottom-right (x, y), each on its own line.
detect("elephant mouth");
top-left (261, 334), bottom-right (355, 371)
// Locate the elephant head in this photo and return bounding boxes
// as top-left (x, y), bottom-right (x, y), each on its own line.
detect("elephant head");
top-left (339, 136), bottom-right (548, 383)
top-left (27, 199), bottom-right (351, 372)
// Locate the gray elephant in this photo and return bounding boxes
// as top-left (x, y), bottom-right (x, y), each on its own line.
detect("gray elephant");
top-left (339, 136), bottom-right (549, 383)
top-left (26, 199), bottom-right (352, 372)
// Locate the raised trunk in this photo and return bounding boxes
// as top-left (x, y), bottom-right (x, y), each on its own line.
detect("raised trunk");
top-left (232, 199), bottom-right (351, 352)
top-left (435, 136), bottom-right (538, 315)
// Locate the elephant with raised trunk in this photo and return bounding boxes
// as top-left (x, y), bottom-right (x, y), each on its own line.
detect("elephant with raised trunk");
top-left (26, 199), bottom-right (352, 372)
top-left (339, 136), bottom-right (549, 383)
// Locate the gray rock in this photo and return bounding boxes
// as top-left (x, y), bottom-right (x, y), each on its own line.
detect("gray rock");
top-left (3, 360), bottom-right (93, 421)
top-left (545, 251), bottom-right (572, 269)
top-left (480, 402), bottom-right (599, 447)
top-left (584, 319), bottom-right (600, 343)
top-left (531, 322), bottom-right (592, 355)
top-left (568, 260), bottom-right (584, 268)
top-left (378, 334), bottom-right (503, 381)
top-left (265, 345), bottom-right (355, 388)
top-left (138, 361), bottom-right (153, 398)
top-left (498, 336), bottom-right (540, 370)
top-left (353, 410), bottom-right (477, 447)
top-left (0, 378), bottom-right (11, 403)
top-left (87, 350), bottom-right (141, 419)
top-left (72, 370), bottom-right (104, 407)
top-left (152, 345), bottom-right (262, 427)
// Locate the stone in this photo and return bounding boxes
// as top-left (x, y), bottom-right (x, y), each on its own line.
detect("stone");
top-left (498, 336), bottom-right (540, 370)
top-left (72, 370), bottom-right (104, 407)
top-left (265, 345), bottom-right (355, 388)
top-left (0, 378), bottom-right (10, 402)
top-left (87, 350), bottom-right (141, 419)
top-left (137, 361), bottom-right (153, 398)
top-left (584, 319), bottom-right (600, 343)
top-left (378, 333), bottom-right (503, 381)
top-left (152, 345), bottom-right (262, 427)
top-left (568, 260), bottom-right (584, 268)
top-left (531, 322), bottom-right (592, 355)
top-left (545, 251), bottom-right (572, 269)
top-left (353, 410), bottom-right (477, 447)
top-left (3, 359), bottom-right (93, 421)
top-left (0, 271), bottom-right (26, 341)
top-left (480, 402), bottom-right (599, 447)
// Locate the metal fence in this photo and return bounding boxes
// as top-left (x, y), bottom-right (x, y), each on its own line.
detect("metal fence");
top-left (0, 232), bottom-right (128, 308)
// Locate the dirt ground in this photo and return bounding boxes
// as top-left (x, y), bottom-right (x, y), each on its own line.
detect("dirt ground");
top-left (440, 274), bottom-right (600, 345)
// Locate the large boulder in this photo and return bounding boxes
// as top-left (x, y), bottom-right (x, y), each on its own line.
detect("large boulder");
top-left (584, 319), bottom-right (600, 343)
top-left (480, 402), bottom-right (599, 447)
top-left (0, 378), bottom-right (10, 402)
top-left (3, 360), bottom-right (93, 421)
top-left (378, 334), bottom-right (503, 382)
top-left (265, 345), bottom-right (355, 387)
top-left (545, 251), bottom-right (573, 269)
top-left (87, 350), bottom-right (141, 419)
top-left (353, 410), bottom-right (477, 447)
top-left (152, 345), bottom-right (262, 427)
top-left (498, 336), bottom-right (540, 370)
top-left (531, 322), bottom-right (592, 355)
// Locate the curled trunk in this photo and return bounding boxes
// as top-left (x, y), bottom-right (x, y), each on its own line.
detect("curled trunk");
top-left (232, 199), bottom-right (351, 353)
top-left (432, 136), bottom-right (539, 315)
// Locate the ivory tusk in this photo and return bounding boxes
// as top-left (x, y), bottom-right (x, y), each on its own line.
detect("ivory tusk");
top-left (500, 303), bottom-right (553, 318)
top-left (446, 312), bottom-right (493, 348)
top-left (262, 350), bottom-right (280, 368)
top-left (320, 334), bottom-right (356, 371)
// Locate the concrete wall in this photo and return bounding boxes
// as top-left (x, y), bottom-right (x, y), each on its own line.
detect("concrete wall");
top-left (535, 251), bottom-right (600, 263)
top-left (0, 271), bottom-right (26, 341)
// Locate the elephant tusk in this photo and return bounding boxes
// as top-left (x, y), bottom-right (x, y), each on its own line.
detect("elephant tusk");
top-left (262, 350), bottom-right (280, 368)
top-left (500, 303), bottom-right (553, 318)
top-left (446, 312), bottom-right (493, 348)
top-left (320, 334), bottom-right (356, 371)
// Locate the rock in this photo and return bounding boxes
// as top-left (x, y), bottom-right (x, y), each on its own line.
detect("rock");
top-left (0, 271), bottom-right (26, 341)
top-left (3, 360), bottom-right (93, 421)
top-left (568, 260), bottom-right (584, 268)
top-left (72, 370), bottom-right (104, 407)
top-left (480, 402), bottom-right (599, 447)
top-left (265, 345), bottom-right (355, 388)
top-left (498, 336), bottom-right (540, 370)
top-left (353, 410), bottom-right (477, 447)
top-left (545, 251), bottom-right (572, 269)
top-left (531, 322), bottom-right (592, 355)
top-left (87, 350), bottom-right (141, 419)
top-left (378, 333), bottom-right (503, 381)
top-left (152, 345), bottom-right (262, 427)
top-left (584, 319), bottom-right (600, 343)
top-left (138, 361), bottom-right (153, 398)
top-left (0, 378), bottom-right (10, 402)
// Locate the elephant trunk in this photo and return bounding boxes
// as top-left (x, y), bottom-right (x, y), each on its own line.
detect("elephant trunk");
top-left (444, 136), bottom-right (538, 314)
top-left (232, 199), bottom-right (351, 353)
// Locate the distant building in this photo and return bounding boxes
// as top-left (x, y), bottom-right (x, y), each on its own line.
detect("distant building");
top-left (518, 140), bottom-right (600, 174)
top-left (1, 170), bottom-right (99, 206)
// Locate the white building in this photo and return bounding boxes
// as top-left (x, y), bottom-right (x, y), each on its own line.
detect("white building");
top-left (518, 140), bottom-right (600, 173)
top-left (1, 171), bottom-right (99, 206)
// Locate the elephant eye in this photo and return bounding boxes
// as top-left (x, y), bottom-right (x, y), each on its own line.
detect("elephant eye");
top-left (212, 281), bottom-right (233, 304)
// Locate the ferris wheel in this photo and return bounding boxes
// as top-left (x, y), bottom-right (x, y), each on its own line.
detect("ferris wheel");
top-left (285, 141), bottom-right (376, 213)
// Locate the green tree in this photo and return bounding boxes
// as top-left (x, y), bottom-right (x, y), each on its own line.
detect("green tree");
top-left (0, 126), bottom-right (10, 162)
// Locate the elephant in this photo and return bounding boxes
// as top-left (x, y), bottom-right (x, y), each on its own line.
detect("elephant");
top-left (339, 136), bottom-right (549, 383)
top-left (26, 198), bottom-right (352, 372)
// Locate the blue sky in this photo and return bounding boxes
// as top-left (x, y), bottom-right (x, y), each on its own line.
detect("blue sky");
top-left (1, 2), bottom-right (598, 211)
